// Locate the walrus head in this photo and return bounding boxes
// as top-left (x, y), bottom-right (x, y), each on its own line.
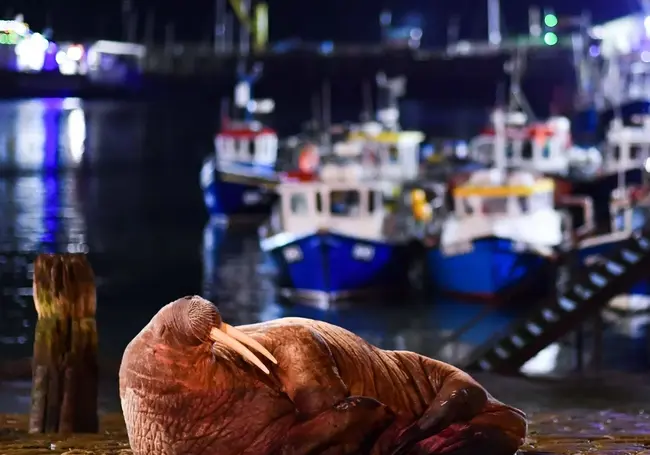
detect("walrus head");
top-left (119, 296), bottom-right (283, 454)
top-left (149, 295), bottom-right (276, 373)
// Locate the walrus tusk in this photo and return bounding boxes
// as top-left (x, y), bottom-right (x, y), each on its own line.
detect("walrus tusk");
top-left (209, 327), bottom-right (270, 374)
top-left (222, 323), bottom-right (278, 365)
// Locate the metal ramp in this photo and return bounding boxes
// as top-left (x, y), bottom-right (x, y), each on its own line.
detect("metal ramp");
top-left (463, 228), bottom-right (650, 373)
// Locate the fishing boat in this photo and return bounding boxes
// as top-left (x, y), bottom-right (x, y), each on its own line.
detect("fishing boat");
top-left (469, 110), bottom-right (650, 224)
top-left (347, 124), bottom-right (424, 179)
top-left (259, 155), bottom-right (414, 306)
top-left (200, 121), bottom-right (280, 218)
top-left (469, 110), bottom-right (594, 174)
top-left (575, 117), bottom-right (650, 221)
top-left (200, 65), bottom-right (282, 220)
top-left (424, 168), bottom-right (575, 299)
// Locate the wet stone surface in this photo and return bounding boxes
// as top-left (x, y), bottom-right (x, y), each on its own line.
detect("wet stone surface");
top-left (3, 409), bottom-right (650, 454)
top-left (3, 372), bottom-right (650, 454)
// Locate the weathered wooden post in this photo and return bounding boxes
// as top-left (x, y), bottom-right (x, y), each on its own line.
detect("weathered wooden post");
top-left (28, 253), bottom-right (98, 434)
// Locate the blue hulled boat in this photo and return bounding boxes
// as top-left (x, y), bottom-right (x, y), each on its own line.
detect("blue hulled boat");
top-left (260, 160), bottom-right (414, 306)
top-left (200, 121), bottom-right (279, 218)
top-left (425, 168), bottom-right (570, 299)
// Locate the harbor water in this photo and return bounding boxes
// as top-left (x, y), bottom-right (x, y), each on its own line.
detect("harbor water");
top-left (1, 99), bottom-right (650, 454)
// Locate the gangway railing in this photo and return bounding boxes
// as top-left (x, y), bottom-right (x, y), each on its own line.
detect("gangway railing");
top-left (463, 225), bottom-right (650, 373)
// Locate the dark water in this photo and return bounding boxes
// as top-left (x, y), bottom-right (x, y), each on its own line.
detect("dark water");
top-left (1, 99), bottom-right (650, 424)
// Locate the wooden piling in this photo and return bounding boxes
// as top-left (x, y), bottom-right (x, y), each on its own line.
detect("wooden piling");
top-left (28, 253), bottom-right (98, 434)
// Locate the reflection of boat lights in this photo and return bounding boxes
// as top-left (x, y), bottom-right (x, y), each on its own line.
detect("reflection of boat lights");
top-left (15, 99), bottom-right (46, 168)
top-left (66, 108), bottom-right (86, 163)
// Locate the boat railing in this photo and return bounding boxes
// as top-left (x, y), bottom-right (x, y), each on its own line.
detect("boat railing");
top-left (215, 132), bottom-right (278, 169)
top-left (578, 184), bottom-right (650, 249)
top-left (452, 178), bottom-right (555, 218)
top-left (557, 195), bottom-right (595, 239)
top-left (605, 118), bottom-right (650, 171)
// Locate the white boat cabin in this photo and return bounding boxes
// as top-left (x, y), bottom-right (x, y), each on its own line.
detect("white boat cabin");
top-left (469, 110), bottom-right (579, 174)
top-left (605, 117), bottom-right (650, 174)
top-left (270, 163), bottom-right (387, 241)
top-left (441, 168), bottom-right (563, 254)
top-left (345, 121), bottom-right (424, 181)
top-left (214, 121), bottom-right (278, 174)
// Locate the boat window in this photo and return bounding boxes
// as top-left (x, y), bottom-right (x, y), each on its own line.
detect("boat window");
top-left (462, 199), bottom-right (473, 215)
top-left (315, 192), bottom-right (323, 213)
top-left (368, 190), bottom-right (380, 213)
top-left (330, 190), bottom-right (361, 216)
top-left (540, 141), bottom-right (550, 158)
top-left (518, 196), bottom-right (528, 212)
top-left (290, 193), bottom-right (309, 215)
top-left (388, 144), bottom-right (400, 162)
top-left (219, 137), bottom-right (235, 159)
top-left (247, 139), bottom-right (256, 159)
top-left (521, 139), bottom-right (533, 159)
top-left (482, 197), bottom-right (508, 214)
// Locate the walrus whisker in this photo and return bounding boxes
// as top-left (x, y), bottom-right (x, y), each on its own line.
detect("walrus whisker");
top-left (222, 323), bottom-right (277, 365)
top-left (209, 327), bottom-right (270, 374)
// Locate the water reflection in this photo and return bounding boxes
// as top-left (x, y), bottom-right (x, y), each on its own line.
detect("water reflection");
top-left (0, 98), bottom-right (87, 172)
top-left (200, 220), bottom-right (530, 364)
top-left (0, 98), bottom-right (649, 382)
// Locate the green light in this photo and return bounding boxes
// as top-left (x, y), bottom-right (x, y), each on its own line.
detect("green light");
top-left (544, 32), bottom-right (558, 45)
top-left (544, 14), bottom-right (558, 27)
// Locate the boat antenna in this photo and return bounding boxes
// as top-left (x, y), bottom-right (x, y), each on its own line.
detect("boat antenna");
top-left (504, 47), bottom-right (535, 120)
top-left (321, 80), bottom-right (332, 153)
top-left (361, 80), bottom-right (373, 123)
top-left (310, 92), bottom-right (321, 136)
top-left (376, 72), bottom-right (405, 131)
top-left (234, 60), bottom-right (263, 121)
top-left (220, 97), bottom-right (230, 127)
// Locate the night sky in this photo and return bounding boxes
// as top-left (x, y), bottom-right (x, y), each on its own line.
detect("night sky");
top-left (3, 0), bottom-right (641, 45)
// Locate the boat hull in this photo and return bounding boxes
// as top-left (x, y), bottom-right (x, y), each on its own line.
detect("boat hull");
top-left (201, 159), bottom-right (277, 218)
top-left (263, 232), bottom-right (412, 304)
top-left (425, 237), bottom-right (552, 299)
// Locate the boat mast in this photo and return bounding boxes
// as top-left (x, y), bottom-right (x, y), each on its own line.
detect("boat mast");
top-left (376, 72), bottom-right (406, 131)
top-left (504, 48), bottom-right (535, 120)
top-left (321, 80), bottom-right (332, 153)
top-left (233, 61), bottom-right (263, 121)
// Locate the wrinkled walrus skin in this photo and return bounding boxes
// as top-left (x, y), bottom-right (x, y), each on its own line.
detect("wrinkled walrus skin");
top-left (119, 296), bottom-right (526, 455)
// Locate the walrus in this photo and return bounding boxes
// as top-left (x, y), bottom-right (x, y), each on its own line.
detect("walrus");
top-left (119, 296), bottom-right (526, 454)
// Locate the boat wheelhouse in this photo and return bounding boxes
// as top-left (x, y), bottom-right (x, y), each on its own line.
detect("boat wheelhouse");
top-left (260, 161), bottom-right (413, 306)
top-left (200, 121), bottom-right (279, 218)
top-left (469, 110), bottom-right (585, 174)
top-left (569, 116), bottom-right (650, 223)
top-left (347, 123), bottom-right (424, 181)
top-left (470, 110), bottom-right (650, 224)
top-left (425, 168), bottom-right (566, 298)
